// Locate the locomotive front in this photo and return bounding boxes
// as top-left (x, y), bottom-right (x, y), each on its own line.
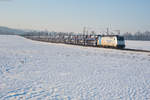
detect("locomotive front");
top-left (116, 36), bottom-right (125, 48)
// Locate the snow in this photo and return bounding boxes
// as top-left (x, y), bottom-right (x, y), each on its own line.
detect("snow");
top-left (0, 35), bottom-right (150, 100)
top-left (126, 40), bottom-right (150, 51)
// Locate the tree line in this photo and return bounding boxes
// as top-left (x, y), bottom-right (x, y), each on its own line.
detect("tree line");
top-left (123, 31), bottom-right (150, 41)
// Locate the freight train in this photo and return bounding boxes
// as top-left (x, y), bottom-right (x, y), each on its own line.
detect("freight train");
top-left (25, 34), bottom-right (125, 49)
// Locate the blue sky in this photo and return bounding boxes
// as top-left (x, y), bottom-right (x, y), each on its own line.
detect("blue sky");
top-left (0, 0), bottom-right (150, 33)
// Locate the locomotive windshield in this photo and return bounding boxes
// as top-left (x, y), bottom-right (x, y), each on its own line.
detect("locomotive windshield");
top-left (117, 36), bottom-right (124, 41)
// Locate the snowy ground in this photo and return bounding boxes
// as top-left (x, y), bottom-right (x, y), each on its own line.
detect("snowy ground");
top-left (126, 40), bottom-right (150, 51)
top-left (0, 35), bottom-right (150, 100)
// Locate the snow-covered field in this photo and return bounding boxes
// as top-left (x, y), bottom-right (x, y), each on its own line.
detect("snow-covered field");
top-left (126, 40), bottom-right (150, 51)
top-left (0, 35), bottom-right (150, 100)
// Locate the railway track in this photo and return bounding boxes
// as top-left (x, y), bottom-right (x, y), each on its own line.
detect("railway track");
top-left (85, 45), bottom-right (150, 53)
top-left (122, 48), bottom-right (150, 53)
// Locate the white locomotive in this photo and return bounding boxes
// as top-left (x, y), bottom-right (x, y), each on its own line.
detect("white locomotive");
top-left (97, 35), bottom-right (125, 48)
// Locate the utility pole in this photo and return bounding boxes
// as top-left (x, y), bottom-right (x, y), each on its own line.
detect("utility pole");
top-left (106, 27), bottom-right (109, 35)
top-left (83, 26), bottom-right (86, 35)
top-left (86, 30), bottom-right (89, 35)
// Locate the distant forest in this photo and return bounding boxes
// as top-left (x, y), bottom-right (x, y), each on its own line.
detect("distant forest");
top-left (123, 31), bottom-right (150, 41)
top-left (0, 26), bottom-right (25, 35)
top-left (0, 30), bottom-right (15, 35)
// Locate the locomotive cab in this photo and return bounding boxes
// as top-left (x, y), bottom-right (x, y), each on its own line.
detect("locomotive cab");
top-left (116, 36), bottom-right (125, 48)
